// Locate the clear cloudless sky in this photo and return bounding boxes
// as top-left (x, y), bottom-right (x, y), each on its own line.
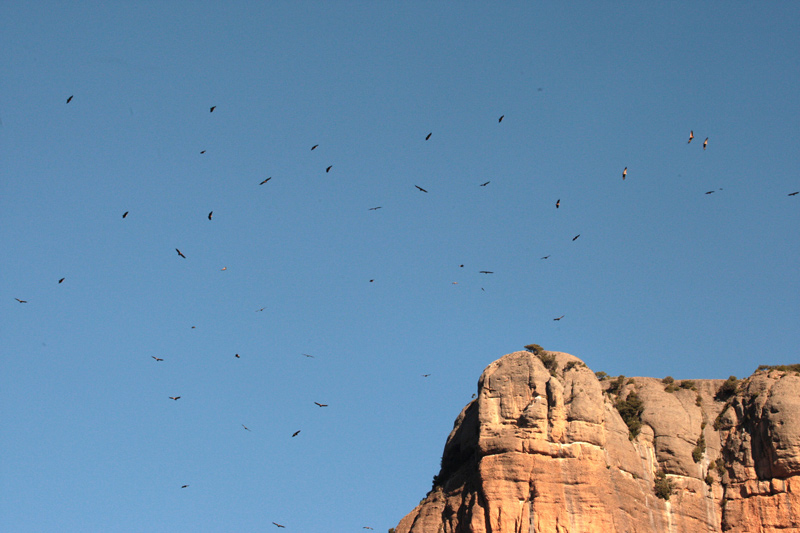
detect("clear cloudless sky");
top-left (2, 2), bottom-right (798, 532)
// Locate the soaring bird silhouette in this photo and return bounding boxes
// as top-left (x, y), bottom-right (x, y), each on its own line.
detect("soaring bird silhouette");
top-left (311, 144), bottom-right (319, 150)
top-left (122, 211), bottom-right (128, 218)
top-left (200, 150), bottom-right (206, 154)
top-left (622, 167), bottom-right (627, 180)
top-left (688, 130), bottom-right (694, 143)
top-left (152, 356), bottom-right (164, 361)
top-left (421, 374), bottom-right (431, 377)
top-left (169, 396), bottom-right (181, 400)
top-left (220, 267), bottom-right (227, 271)
top-left (553, 315), bottom-right (565, 321)
top-left (425, 132), bottom-right (432, 140)
top-left (176, 249), bottom-right (186, 259)
top-left (181, 485), bottom-right (189, 489)
top-left (703, 137), bottom-right (708, 150)
top-left (789, 192), bottom-right (799, 196)
top-left (15, 298), bottom-right (27, 303)
top-left (415, 185), bottom-right (428, 193)
top-left (260, 177), bottom-right (271, 185)
top-left (479, 271), bottom-right (493, 274)
top-left (326, 166), bottom-right (332, 173)
top-left (498, 115), bottom-right (504, 123)
top-left (302, 353), bottom-right (314, 358)
top-left (208, 211), bottom-right (213, 220)
top-left (291, 430), bottom-right (301, 437)
top-left (368, 206), bottom-right (382, 210)
top-left (272, 523), bottom-right (285, 529)
top-left (541, 255), bottom-right (550, 259)
top-left (242, 424), bottom-right (251, 431)
top-left (480, 181), bottom-right (490, 186)
top-left (209, 106), bottom-right (216, 112)
top-left (235, 354), bottom-right (240, 358)
top-left (66, 95), bottom-right (73, 103)
top-left (256, 307), bottom-right (265, 312)
top-left (556, 199), bottom-right (560, 208)
top-left (314, 402), bottom-right (328, 407)
top-left (59, 278), bottom-right (65, 283)
top-left (572, 235), bottom-right (580, 241)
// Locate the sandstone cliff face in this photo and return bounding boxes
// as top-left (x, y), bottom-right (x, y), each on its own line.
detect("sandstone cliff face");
top-left (395, 351), bottom-right (800, 533)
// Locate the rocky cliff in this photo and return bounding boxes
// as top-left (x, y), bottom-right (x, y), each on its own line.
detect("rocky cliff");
top-left (395, 350), bottom-right (800, 533)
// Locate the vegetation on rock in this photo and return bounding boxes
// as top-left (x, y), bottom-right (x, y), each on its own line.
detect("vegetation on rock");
top-left (654, 470), bottom-right (673, 500)
top-left (614, 390), bottom-right (644, 438)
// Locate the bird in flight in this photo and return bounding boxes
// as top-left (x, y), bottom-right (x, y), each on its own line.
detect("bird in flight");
top-left (169, 396), bottom-right (181, 400)
top-left (208, 211), bottom-right (213, 220)
top-left (176, 249), bottom-right (186, 259)
top-left (200, 150), bottom-right (206, 154)
top-left (272, 523), bottom-right (285, 529)
top-left (210, 106), bottom-right (216, 112)
top-left (220, 267), bottom-right (227, 271)
top-left (553, 315), bottom-right (565, 321)
top-left (256, 307), bottom-right (265, 312)
top-left (541, 255), bottom-right (550, 259)
top-left (242, 424), bottom-right (251, 431)
top-left (555, 199), bottom-right (560, 209)
top-left (152, 356), bottom-right (164, 361)
top-left (421, 374), bottom-right (431, 377)
top-left (122, 211), bottom-right (129, 218)
top-left (425, 132), bottom-right (432, 140)
top-left (58, 278), bottom-right (65, 283)
top-left (479, 271), bottom-right (493, 274)
top-left (789, 191), bottom-right (799, 196)
top-left (480, 181), bottom-right (490, 186)
top-left (326, 166), bottom-right (332, 173)
top-left (622, 167), bottom-right (627, 180)
top-left (368, 206), bottom-right (382, 210)
top-left (415, 185), bottom-right (428, 193)
top-left (314, 402), bottom-right (328, 407)
top-left (181, 485), bottom-right (189, 489)
top-left (15, 298), bottom-right (27, 303)
top-left (498, 115), bottom-right (504, 123)
top-left (311, 144), bottom-right (319, 150)
top-left (302, 353), bottom-right (314, 358)
top-left (703, 137), bottom-right (708, 150)
top-left (363, 528), bottom-right (374, 531)
top-left (260, 177), bottom-right (271, 185)
top-left (705, 190), bottom-right (716, 195)
top-left (66, 95), bottom-right (73, 103)
top-left (572, 235), bottom-right (580, 241)
top-left (688, 130), bottom-right (694, 143)
top-left (291, 430), bottom-right (301, 437)
top-left (235, 354), bottom-right (240, 358)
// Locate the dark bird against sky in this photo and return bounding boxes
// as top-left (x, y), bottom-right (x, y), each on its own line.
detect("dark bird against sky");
top-left (311, 144), bottom-right (318, 150)
top-left (260, 177), bottom-right (271, 185)
top-left (58, 278), bottom-right (65, 283)
top-left (553, 315), bottom-right (565, 321)
top-left (498, 115), bottom-right (504, 122)
top-left (572, 235), bottom-right (580, 241)
top-left (169, 396), bottom-right (181, 400)
top-left (425, 132), bottom-right (432, 140)
top-left (15, 298), bottom-right (27, 303)
top-left (176, 249), bottom-right (186, 259)
top-left (704, 137), bottom-right (708, 150)
top-left (688, 130), bottom-right (693, 143)
top-left (480, 181), bottom-right (490, 186)
top-left (415, 185), bottom-right (428, 193)
top-left (291, 430), bottom-right (300, 437)
top-left (479, 271), bottom-right (493, 274)
top-left (66, 95), bottom-right (73, 103)
top-left (208, 211), bottom-right (213, 220)
top-left (622, 167), bottom-right (627, 180)
top-left (314, 402), bottom-right (328, 407)
top-left (556, 199), bottom-right (560, 208)
top-left (368, 206), bottom-right (382, 210)
top-left (122, 211), bottom-right (128, 218)
top-left (272, 523), bottom-right (285, 529)
top-left (152, 356), bottom-right (163, 361)
top-left (789, 192), bottom-right (799, 196)
top-left (209, 106), bottom-right (216, 112)
top-left (326, 165), bottom-right (332, 173)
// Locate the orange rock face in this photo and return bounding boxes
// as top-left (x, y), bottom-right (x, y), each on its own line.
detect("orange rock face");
top-left (395, 351), bottom-right (800, 533)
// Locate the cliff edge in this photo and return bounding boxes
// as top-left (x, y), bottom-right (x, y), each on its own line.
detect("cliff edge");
top-left (395, 349), bottom-right (800, 533)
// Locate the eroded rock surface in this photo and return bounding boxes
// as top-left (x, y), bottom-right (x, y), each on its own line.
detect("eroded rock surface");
top-left (395, 351), bottom-right (800, 533)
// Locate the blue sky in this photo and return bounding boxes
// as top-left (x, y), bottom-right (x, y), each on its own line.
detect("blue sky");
top-left (2, 3), bottom-right (798, 532)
